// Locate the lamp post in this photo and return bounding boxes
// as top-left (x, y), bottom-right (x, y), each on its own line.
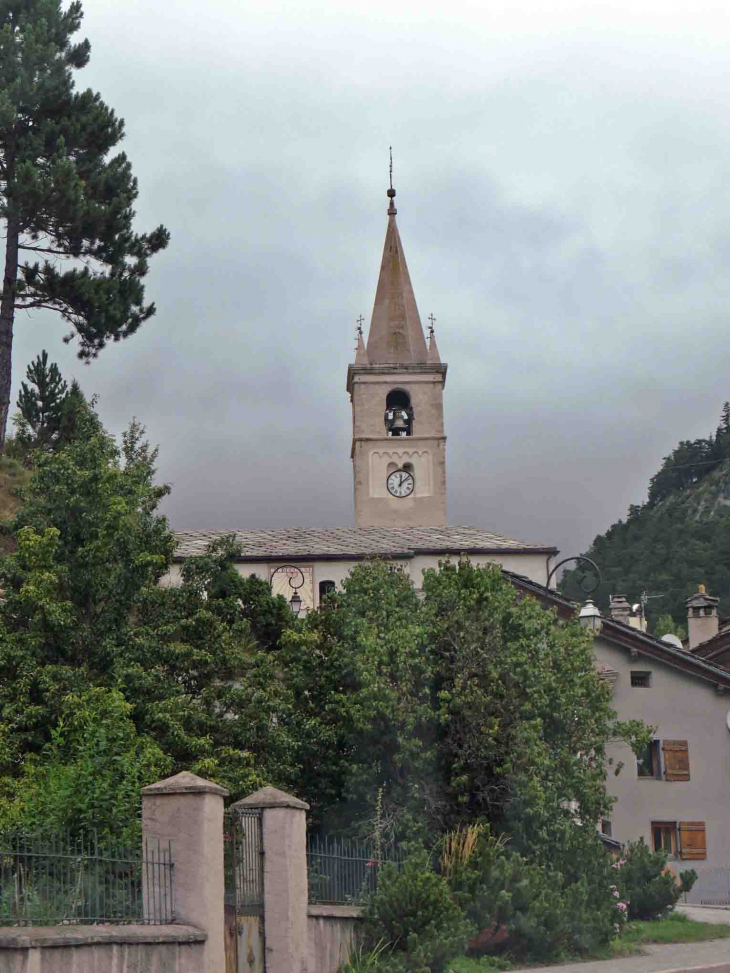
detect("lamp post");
top-left (545, 555), bottom-right (603, 632)
top-left (270, 564), bottom-right (306, 617)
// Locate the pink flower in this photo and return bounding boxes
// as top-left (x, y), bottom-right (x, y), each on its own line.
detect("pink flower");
top-left (612, 890), bottom-right (620, 898)
top-left (618, 902), bottom-right (628, 912)
top-left (366, 860), bottom-right (376, 867)
top-left (614, 923), bottom-right (620, 933)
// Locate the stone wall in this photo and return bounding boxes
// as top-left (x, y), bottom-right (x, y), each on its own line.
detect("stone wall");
top-left (0, 925), bottom-right (206, 973)
top-left (307, 904), bottom-right (363, 972)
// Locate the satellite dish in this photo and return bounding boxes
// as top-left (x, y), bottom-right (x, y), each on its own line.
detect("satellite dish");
top-left (662, 634), bottom-right (684, 649)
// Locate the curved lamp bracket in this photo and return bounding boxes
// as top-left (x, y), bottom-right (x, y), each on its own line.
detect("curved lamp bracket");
top-left (270, 564), bottom-right (306, 616)
top-left (545, 555), bottom-right (601, 596)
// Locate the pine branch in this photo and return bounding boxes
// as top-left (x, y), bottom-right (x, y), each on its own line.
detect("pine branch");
top-left (18, 245), bottom-right (76, 256)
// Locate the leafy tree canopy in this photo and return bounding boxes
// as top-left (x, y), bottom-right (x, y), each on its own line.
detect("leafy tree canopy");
top-left (280, 559), bottom-right (648, 855)
top-left (0, 0), bottom-right (169, 446)
top-left (0, 404), bottom-right (299, 835)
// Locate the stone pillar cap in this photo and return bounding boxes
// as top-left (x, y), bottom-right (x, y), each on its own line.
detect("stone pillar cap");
top-left (142, 771), bottom-right (229, 797)
top-left (230, 785), bottom-right (309, 811)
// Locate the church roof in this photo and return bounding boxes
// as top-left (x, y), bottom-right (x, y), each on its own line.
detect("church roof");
top-left (173, 525), bottom-right (557, 561)
top-left (365, 187), bottom-right (430, 365)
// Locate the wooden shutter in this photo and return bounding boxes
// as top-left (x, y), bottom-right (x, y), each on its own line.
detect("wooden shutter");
top-left (662, 740), bottom-right (690, 781)
top-left (679, 821), bottom-right (707, 860)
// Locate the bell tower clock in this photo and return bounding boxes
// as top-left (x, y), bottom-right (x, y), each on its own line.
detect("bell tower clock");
top-left (347, 182), bottom-right (448, 528)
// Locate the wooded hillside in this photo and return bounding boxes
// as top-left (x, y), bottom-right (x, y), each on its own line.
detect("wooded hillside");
top-left (560, 404), bottom-right (730, 631)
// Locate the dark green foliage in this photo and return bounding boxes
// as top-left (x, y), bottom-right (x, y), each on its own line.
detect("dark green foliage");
top-left (0, 403), bottom-right (302, 834)
top-left (445, 828), bottom-right (618, 962)
top-left (0, 687), bottom-right (171, 845)
top-left (560, 403), bottom-right (730, 629)
top-left (614, 840), bottom-right (697, 920)
top-left (362, 851), bottom-right (475, 973)
top-left (282, 559), bottom-right (648, 849)
top-left (15, 350), bottom-right (67, 450)
top-left (0, 0), bottom-right (169, 444)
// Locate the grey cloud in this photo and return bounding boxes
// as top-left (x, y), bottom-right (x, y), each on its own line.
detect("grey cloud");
top-left (10, 0), bottom-right (730, 565)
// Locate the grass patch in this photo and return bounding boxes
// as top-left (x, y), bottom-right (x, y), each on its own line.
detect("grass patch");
top-left (449, 958), bottom-right (516, 971)
top-left (619, 912), bottom-right (730, 947)
top-left (448, 913), bottom-right (730, 970)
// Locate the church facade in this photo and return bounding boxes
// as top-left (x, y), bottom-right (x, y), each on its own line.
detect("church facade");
top-left (169, 183), bottom-right (558, 611)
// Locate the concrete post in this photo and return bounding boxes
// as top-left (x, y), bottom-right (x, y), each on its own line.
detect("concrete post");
top-left (142, 771), bottom-right (229, 973)
top-left (230, 785), bottom-right (310, 973)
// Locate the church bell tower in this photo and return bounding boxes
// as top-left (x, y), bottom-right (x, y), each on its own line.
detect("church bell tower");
top-left (347, 179), bottom-right (448, 528)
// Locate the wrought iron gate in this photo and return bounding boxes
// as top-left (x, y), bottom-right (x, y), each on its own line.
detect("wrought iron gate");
top-left (224, 809), bottom-right (264, 973)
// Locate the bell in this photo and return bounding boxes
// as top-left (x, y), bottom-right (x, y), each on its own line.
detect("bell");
top-left (391, 413), bottom-right (407, 430)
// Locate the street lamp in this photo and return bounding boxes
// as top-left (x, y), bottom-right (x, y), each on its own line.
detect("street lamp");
top-left (270, 564), bottom-right (306, 617)
top-left (579, 597), bottom-right (603, 633)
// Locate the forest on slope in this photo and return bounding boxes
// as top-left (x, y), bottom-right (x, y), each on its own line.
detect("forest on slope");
top-left (560, 404), bottom-right (730, 633)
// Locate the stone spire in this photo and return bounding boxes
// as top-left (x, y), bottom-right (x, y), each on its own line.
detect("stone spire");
top-left (427, 314), bottom-right (442, 364)
top-left (354, 328), bottom-right (369, 365)
top-left (365, 181), bottom-right (429, 365)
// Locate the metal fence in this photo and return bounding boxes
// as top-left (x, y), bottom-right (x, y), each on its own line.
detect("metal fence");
top-left (307, 835), bottom-right (405, 905)
top-left (224, 809), bottom-right (264, 911)
top-left (0, 831), bottom-right (174, 926)
top-left (683, 868), bottom-right (730, 906)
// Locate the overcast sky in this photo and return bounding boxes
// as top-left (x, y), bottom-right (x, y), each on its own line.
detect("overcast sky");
top-left (12, 0), bottom-right (730, 559)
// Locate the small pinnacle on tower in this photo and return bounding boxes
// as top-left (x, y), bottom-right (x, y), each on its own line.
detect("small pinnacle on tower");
top-left (387, 146), bottom-right (397, 215)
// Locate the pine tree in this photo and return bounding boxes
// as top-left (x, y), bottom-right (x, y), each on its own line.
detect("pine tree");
top-left (0, 0), bottom-right (169, 448)
top-left (15, 349), bottom-right (67, 449)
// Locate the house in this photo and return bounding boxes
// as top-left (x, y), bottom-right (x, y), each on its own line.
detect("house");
top-left (580, 591), bottom-right (730, 877)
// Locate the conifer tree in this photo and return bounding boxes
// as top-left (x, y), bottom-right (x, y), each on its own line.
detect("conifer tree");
top-left (0, 0), bottom-right (169, 448)
top-left (16, 349), bottom-right (67, 449)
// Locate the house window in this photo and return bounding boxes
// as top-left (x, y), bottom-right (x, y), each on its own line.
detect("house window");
top-left (631, 671), bottom-right (652, 688)
top-left (601, 819), bottom-right (612, 838)
top-left (637, 740), bottom-right (661, 779)
top-left (652, 822), bottom-right (678, 857)
top-left (637, 740), bottom-right (690, 781)
top-left (318, 580), bottom-right (336, 603)
top-left (652, 821), bottom-right (707, 860)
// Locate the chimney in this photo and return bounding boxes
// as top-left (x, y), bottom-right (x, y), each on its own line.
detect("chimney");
top-left (686, 584), bottom-right (719, 650)
top-left (609, 594), bottom-right (631, 624)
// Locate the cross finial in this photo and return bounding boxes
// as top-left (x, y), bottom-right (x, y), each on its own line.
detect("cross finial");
top-left (356, 314), bottom-right (364, 336)
top-left (428, 313), bottom-right (436, 337)
top-left (387, 146), bottom-right (397, 215)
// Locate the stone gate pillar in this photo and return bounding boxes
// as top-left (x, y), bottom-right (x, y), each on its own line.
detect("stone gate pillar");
top-left (142, 771), bottom-right (229, 973)
top-left (230, 785), bottom-right (310, 973)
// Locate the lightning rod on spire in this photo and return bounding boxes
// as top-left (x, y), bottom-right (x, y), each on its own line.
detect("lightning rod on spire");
top-left (387, 147), bottom-right (397, 215)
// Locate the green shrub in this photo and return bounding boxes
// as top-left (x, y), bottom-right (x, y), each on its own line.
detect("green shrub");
top-left (614, 840), bottom-right (697, 920)
top-left (363, 850), bottom-right (475, 973)
top-left (444, 826), bottom-right (616, 962)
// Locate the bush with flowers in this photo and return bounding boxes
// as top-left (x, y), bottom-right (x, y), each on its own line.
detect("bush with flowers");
top-left (612, 840), bottom-right (697, 920)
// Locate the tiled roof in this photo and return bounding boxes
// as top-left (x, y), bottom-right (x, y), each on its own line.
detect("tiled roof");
top-left (173, 525), bottom-right (557, 560)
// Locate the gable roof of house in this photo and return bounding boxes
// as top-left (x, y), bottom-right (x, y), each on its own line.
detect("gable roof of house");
top-left (689, 625), bottom-right (730, 666)
top-left (173, 525), bottom-right (558, 562)
top-left (502, 570), bottom-right (730, 691)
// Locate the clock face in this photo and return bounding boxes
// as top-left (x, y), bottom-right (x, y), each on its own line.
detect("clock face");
top-left (387, 469), bottom-right (415, 498)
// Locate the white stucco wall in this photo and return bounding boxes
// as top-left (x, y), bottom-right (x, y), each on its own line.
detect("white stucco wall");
top-left (595, 634), bottom-right (730, 871)
top-left (160, 550), bottom-right (551, 609)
